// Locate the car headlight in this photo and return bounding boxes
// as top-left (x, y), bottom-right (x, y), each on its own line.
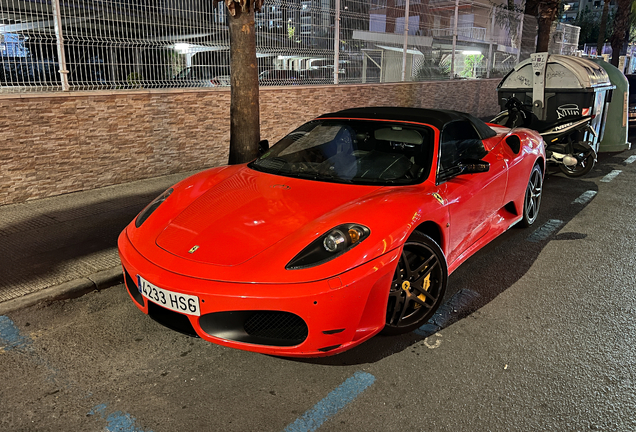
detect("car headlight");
top-left (286, 224), bottom-right (370, 270)
top-left (135, 188), bottom-right (174, 228)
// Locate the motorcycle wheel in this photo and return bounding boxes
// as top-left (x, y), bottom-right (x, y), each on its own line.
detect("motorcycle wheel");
top-left (559, 147), bottom-right (595, 178)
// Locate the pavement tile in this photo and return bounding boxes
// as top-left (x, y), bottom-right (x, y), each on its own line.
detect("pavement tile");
top-left (0, 214), bottom-right (57, 236)
top-left (0, 171), bottom-right (195, 307)
top-left (78, 248), bottom-right (122, 273)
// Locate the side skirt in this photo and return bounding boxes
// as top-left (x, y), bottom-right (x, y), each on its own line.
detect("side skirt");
top-left (447, 210), bottom-right (522, 275)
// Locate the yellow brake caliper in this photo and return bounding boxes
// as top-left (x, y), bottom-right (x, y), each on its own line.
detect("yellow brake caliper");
top-left (415, 274), bottom-right (431, 308)
top-left (402, 272), bottom-right (431, 309)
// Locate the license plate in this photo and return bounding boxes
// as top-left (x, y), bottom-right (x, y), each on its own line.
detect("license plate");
top-left (137, 275), bottom-right (200, 316)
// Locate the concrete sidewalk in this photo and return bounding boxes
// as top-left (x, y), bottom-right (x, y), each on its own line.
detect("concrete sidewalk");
top-left (0, 171), bottom-right (196, 315)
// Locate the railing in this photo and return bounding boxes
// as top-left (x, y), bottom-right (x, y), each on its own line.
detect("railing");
top-left (429, 26), bottom-right (488, 41)
top-left (0, 0), bottom-right (572, 92)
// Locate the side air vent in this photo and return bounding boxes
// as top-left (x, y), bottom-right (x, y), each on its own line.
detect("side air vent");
top-left (506, 135), bottom-right (521, 154)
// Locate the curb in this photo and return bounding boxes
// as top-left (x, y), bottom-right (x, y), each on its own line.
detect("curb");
top-left (0, 267), bottom-right (123, 316)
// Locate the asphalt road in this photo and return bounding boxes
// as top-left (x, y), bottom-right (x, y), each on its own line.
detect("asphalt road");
top-left (2, 143), bottom-right (636, 432)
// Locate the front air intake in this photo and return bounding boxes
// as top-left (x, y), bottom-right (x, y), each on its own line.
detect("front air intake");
top-left (244, 311), bottom-right (308, 342)
top-left (148, 302), bottom-right (198, 337)
top-left (199, 311), bottom-right (308, 347)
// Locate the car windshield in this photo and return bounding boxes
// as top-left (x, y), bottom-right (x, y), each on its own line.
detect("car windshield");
top-left (249, 119), bottom-right (434, 185)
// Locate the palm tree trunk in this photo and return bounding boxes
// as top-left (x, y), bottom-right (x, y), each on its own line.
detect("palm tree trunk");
top-left (610, 0), bottom-right (632, 67)
top-left (227, 4), bottom-right (260, 165)
top-left (597, 1), bottom-right (610, 55)
top-left (536, 0), bottom-right (559, 52)
top-left (521, 0), bottom-right (540, 60)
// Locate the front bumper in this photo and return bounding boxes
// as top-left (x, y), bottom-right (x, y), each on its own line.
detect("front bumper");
top-left (118, 231), bottom-right (401, 357)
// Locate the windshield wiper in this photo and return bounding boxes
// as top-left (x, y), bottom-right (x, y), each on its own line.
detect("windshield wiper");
top-left (294, 172), bottom-right (355, 183)
top-left (251, 157), bottom-right (288, 174)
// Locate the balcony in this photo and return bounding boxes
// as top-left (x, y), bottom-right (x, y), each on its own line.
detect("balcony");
top-left (429, 26), bottom-right (487, 42)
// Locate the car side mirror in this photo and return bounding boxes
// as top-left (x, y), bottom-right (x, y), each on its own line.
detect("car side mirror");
top-left (258, 139), bottom-right (269, 156)
top-left (458, 158), bottom-right (490, 174)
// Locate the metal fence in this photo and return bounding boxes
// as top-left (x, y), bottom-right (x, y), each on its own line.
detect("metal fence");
top-left (0, 0), bottom-right (537, 92)
top-left (548, 22), bottom-right (580, 56)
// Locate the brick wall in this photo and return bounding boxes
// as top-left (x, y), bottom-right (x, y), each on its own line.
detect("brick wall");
top-left (0, 79), bottom-right (500, 205)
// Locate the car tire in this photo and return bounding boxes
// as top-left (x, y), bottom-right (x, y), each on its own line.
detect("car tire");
top-left (518, 164), bottom-right (543, 228)
top-left (382, 232), bottom-right (448, 335)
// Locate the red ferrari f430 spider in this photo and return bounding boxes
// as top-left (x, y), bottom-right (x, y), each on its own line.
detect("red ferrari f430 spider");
top-left (118, 107), bottom-right (545, 357)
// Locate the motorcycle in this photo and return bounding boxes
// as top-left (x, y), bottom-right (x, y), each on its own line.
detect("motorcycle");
top-left (491, 97), bottom-right (598, 177)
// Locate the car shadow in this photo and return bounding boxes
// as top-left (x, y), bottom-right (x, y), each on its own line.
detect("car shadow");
top-left (284, 158), bottom-right (616, 366)
top-left (0, 185), bottom-right (172, 296)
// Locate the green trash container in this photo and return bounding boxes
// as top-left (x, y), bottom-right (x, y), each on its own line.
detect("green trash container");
top-left (590, 58), bottom-right (631, 152)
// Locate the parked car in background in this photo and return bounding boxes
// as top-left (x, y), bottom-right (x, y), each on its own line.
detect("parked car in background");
top-left (0, 58), bottom-right (60, 87)
top-left (626, 74), bottom-right (636, 127)
top-left (300, 66), bottom-right (346, 84)
top-left (1, 56), bottom-right (110, 89)
top-left (172, 66), bottom-right (230, 87)
top-left (258, 69), bottom-right (301, 86)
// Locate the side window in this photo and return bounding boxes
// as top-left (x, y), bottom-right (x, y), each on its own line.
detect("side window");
top-left (438, 121), bottom-right (487, 175)
top-left (193, 68), bottom-right (205, 79)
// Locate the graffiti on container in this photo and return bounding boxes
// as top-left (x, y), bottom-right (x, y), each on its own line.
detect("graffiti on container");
top-left (515, 75), bottom-right (531, 87)
top-left (547, 70), bottom-right (567, 80)
top-left (556, 104), bottom-right (580, 119)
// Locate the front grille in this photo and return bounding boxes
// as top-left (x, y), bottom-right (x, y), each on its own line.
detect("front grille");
top-left (244, 311), bottom-right (308, 342)
top-left (199, 310), bottom-right (308, 347)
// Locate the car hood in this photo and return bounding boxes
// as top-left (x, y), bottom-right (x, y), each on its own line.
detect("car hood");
top-left (155, 167), bottom-right (383, 266)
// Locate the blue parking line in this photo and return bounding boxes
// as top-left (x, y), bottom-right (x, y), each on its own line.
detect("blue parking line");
top-left (526, 219), bottom-right (563, 243)
top-left (283, 371), bottom-right (376, 432)
top-left (600, 170), bottom-right (622, 183)
top-left (572, 190), bottom-right (597, 205)
top-left (0, 316), bottom-right (65, 384)
top-left (89, 403), bottom-right (153, 432)
top-left (415, 289), bottom-right (481, 337)
top-left (2, 316), bottom-right (149, 430)
top-left (0, 316), bottom-right (31, 351)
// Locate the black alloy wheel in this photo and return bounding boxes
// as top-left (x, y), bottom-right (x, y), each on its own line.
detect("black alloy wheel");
top-left (382, 232), bottom-right (448, 335)
top-left (559, 144), bottom-right (595, 177)
top-left (519, 164), bottom-right (543, 228)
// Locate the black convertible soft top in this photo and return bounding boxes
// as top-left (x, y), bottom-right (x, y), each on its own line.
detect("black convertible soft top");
top-left (317, 106), bottom-right (497, 140)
